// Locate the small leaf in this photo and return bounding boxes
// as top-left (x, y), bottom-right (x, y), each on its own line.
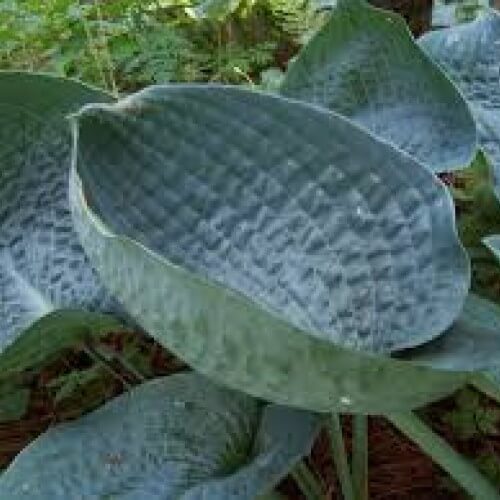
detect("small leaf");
top-left (450, 150), bottom-right (493, 204)
top-left (0, 373), bottom-right (320, 499)
top-left (0, 310), bottom-right (128, 421)
top-left (451, 152), bottom-right (500, 303)
top-left (0, 310), bottom-right (126, 377)
top-left (280, 0), bottom-right (476, 172)
top-left (419, 9), bottom-right (500, 192)
top-left (0, 72), bottom-right (119, 353)
top-left (70, 85), bottom-right (469, 413)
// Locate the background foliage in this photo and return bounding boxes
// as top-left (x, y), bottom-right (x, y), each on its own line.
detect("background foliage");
top-left (1, 0), bottom-right (489, 94)
top-left (0, 0), bottom-right (324, 93)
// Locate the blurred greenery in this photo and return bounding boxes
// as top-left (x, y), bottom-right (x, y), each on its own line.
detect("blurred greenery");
top-left (0, 0), bottom-right (326, 93)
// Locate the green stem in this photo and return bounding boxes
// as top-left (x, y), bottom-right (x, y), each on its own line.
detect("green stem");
top-left (82, 342), bottom-right (132, 390)
top-left (291, 460), bottom-right (325, 500)
top-left (471, 374), bottom-right (500, 405)
top-left (329, 414), bottom-right (355, 500)
top-left (352, 415), bottom-right (368, 500)
top-left (388, 412), bottom-right (499, 500)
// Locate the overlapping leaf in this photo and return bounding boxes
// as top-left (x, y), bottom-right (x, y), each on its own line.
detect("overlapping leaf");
top-left (0, 72), bottom-right (117, 352)
top-left (0, 309), bottom-right (127, 421)
top-left (70, 85), bottom-right (470, 413)
top-left (0, 372), bottom-right (320, 499)
top-left (419, 9), bottom-right (500, 189)
top-left (0, 310), bottom-right (126, 377)
top-left (397, 294), bottom-right (500, 375)
top-left (280, 0), bottom-right (476, 172)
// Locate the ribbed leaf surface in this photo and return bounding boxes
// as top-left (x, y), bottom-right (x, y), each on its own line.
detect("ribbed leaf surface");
top-left (0, 373), bottom-right (319, 499)
top-left (70, 85), bottom-right (470, 412)
top-left (0, 73), bottom-right (116, 352)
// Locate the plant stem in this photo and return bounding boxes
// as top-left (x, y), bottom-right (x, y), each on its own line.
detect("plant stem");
top-left (388, 412), bottom-right (499, 500)
top-left (291, 460), bottom-right (325, 500)
top-left (329, 414), bottom-right (355, 500)
top-left (82, 342), bottom-right (132, 389)
top-left (471, 374), bottom-right (500, 405)
top-left (352, 415), bottom-right (368, 500)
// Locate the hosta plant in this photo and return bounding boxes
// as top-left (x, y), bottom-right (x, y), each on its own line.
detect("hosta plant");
top-left (1, 0), bottom-right (500, 498)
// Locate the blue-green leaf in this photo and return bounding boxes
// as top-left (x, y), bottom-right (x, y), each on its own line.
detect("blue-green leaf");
top-left (70, 85), bottom-right (470, 413)
top-left (398, 294), bottom-right (500, 375)
top-left (0, 373), bottom-right (320, 499)
top-left (280, 0), bottom-right (477, 172)
top-left (0, 72), bottom-right (117, 352)
top-left (419, 9), bottom-right (500, 190)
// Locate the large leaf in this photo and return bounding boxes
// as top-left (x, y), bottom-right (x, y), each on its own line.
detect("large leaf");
top-left (70, 85), bottom-right (470, 413)
top-left (280, 0), bottom-right (477, 172)
top-left (419, 9), bottom-right (500, 190)
top-left (0, 372), bottom-right (320, 499)
top-left (0, 72), bottom-right (116, 352)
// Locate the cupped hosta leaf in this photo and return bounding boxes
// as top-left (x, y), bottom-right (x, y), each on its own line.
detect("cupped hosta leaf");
top-left (280, 0), bottom-right (477, 172)
top-left (0, 372), bottom-right (320, 499)
top-left (0, 72), bottom-right (116, 352)
top-left (397, 294), bottom-right (500, 375)
top-left (69, 85), bottom-right (470, 413)
top-left (419, 9), bottom-right (500, 190)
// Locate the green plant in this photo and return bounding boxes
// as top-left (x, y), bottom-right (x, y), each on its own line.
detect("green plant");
top-left (1, 1), bottom-right (500, 499)
top-left (0, 0), bottom-right (317, 91)
top-left (443, 388), bottom-right (500, 440)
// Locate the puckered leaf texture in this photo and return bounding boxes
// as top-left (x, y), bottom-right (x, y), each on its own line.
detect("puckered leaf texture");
top-left (70, 84), bottom-right (471, 413)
